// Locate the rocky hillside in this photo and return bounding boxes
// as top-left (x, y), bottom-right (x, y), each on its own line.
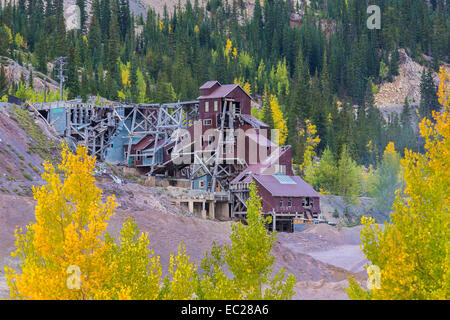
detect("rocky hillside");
top-left (0, 103), bottom-right (60, 197)
top-left (1, 56), bottom-right (59, 93)
top-left (375, 49), bottom-right (450, 109)
top-left (62, 0), bottom-right (203, 18)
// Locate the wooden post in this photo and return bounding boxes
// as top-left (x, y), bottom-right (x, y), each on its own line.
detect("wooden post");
top-left (211, 100), bottom-right (228, 193)
top-left (126, 107), bottom-right (137, 167)
top-left (272, 211), bottom-right (276, 232)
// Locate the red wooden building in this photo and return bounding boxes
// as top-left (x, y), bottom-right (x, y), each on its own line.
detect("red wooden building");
top-left (126, 81), bottom-right (321, 231)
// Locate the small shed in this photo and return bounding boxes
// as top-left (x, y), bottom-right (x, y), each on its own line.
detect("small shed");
top-left (193, 174), bottom-right (212, 191)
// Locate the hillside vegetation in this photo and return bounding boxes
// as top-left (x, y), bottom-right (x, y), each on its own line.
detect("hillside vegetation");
top-left (1, 1), bottom-right (448, 170)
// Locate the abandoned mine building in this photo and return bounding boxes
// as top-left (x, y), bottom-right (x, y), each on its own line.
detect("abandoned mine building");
top-left (30, 81), bottom-right (321, 232)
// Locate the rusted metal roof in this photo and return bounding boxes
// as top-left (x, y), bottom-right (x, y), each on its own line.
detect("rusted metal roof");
top-left (252, 174), bottom-right (321, 198)
top-left (133, 135), bottom-right (154, 150)
top-left (197, 84), bottom-right (239, 99)
top-left (197, 83), bottom-right (253, 100)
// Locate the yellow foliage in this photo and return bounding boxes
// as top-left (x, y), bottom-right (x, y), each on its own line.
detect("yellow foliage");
top-left (15, 33), bottom-right (24, 48)
top-left (225, 38), bottom-right (232, 57)
top-left (117, 90), bottom-right (126, 100)
top-left (318, 188), bottom-right (331, 195)
top-left (121, 69), bottom-right (130, 89)
top-left (346, 68), bottom-right (450, 300)
top-left (3, 24), bottom-right (12, 44)
top-left (97, 218), bottom-right (162, 300)
top-left (161, 244), bottom-right (197, 300)
top-left (299, 119), bottom-right (321, 173)
top-left (234, 77), bottom-right (252, 95)
top-left (269, 95), bottom-right (288, 146)
top-left (5, 145), bottom-right (117, 299)
top-left (384, 141), bottom-right (396, 157)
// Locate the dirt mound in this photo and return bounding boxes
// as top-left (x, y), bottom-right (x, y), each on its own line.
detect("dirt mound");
top-left (303, 223), bottom-right (346, 244)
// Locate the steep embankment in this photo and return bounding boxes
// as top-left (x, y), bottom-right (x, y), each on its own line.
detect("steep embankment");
top-left (0, 103), bottom-right (61, 196)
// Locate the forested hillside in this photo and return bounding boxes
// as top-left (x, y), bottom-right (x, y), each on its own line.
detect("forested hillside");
top-left (0, 0), bottom-right (448, 171)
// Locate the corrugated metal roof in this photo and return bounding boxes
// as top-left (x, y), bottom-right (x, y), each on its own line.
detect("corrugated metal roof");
top-left (253, 174), bottom-right (320, 197)
top-left (231, 164), bottom-right (263, 184)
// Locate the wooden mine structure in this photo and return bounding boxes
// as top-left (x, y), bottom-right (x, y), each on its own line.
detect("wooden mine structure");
top-left (30, 81), bottom-right (321, 232)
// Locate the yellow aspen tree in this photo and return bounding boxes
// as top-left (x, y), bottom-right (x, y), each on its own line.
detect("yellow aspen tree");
top-left (15, 33), bottom-right (24, 49)
top-left (120, 61), bottom-right (131, 89)
top-left (232, 47), bottom-right (238, 59)
top-left (224, 38), bottom-right (233, 57)
top-left (197, 242), bottom-right (240, 300)
top-left (275, 59), bottom-right (289, 95)
top-left (370, 142), bottom-right (404, 212)
top-left (346, 67), bottom-right (450, 300)
top-left (224, 181), bottom-right (296, 300)
top-left (194, 25), bottom-right (199, 37)
top-left (234, 77), bottom-right (252, 95)
top-left (5, 145), bottom-right (117, 299)
top-left (299, 119), bottom-right (321, 176)
top-left (159, 244), bottom-right (198, 300)
top-left (197, 182), bottom-right (296, 300)
top-left (269, 95), bottom-right (288, 145)
top-left (97, 217), bottom-right (162, 300)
